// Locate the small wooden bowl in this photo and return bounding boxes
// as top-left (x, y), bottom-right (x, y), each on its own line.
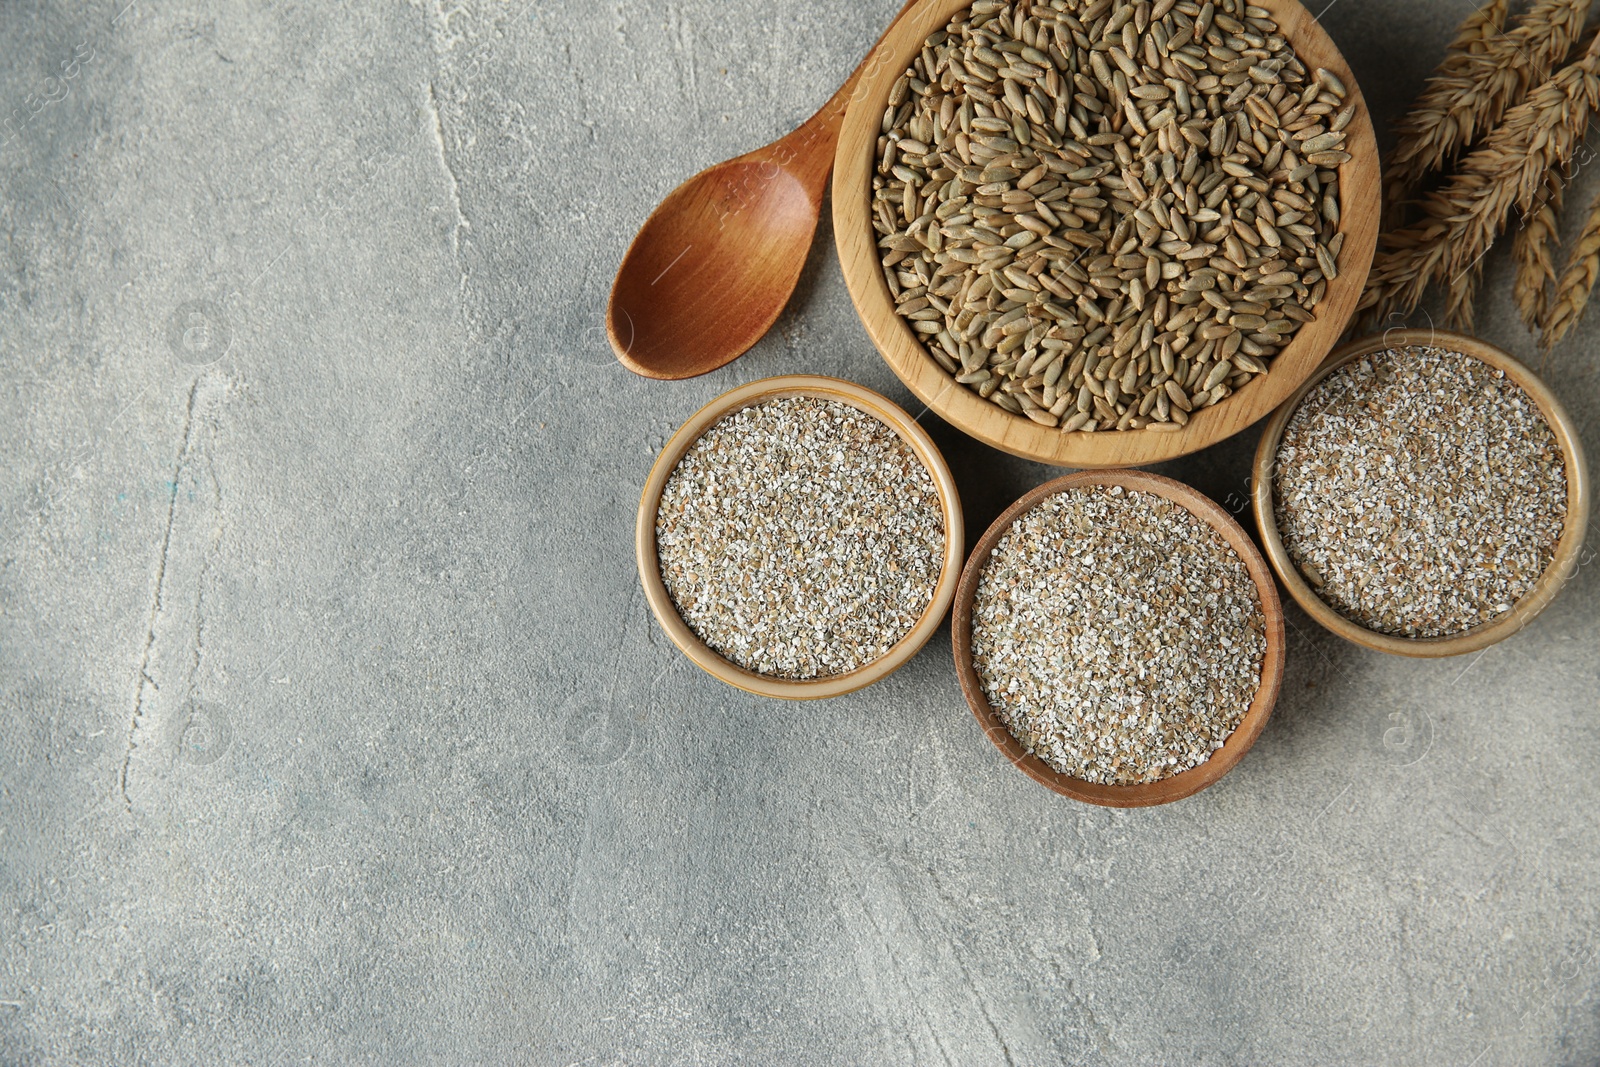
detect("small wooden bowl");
top-left (832, 0), bottom-right (1380, 468)
top-left (951, 470), bottom-right (1286, 806)
top-left (637, 375), bottom-right (965, 699)
top-left (1252, 328), bottom-right (1591, 658)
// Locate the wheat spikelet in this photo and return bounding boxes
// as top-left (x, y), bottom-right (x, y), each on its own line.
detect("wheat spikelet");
top-left (1445, 258), bottom-right (1484, 332)
top-left (1384, 0), bottom-right (1587, 215)
top-left (1359, 222), bottom-right (1448, 328)
top-left (1360, 33), bottom-right (1600, 323)
top-left (1443, 0), bottom-right (1511, 67)
top-left (1382, 0), bottom-right (1508, 225)
top-left (1541, 187), bottom-right (1600, 348)
top-left (1512, 173), bottom-right (1566, 333)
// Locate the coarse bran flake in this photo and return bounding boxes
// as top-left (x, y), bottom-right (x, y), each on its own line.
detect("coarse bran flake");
top-left (970, 485), bottom-right (1266, 785)
top-left (655, 396), bottom-right (945, 680)
top-left (1272, 346), bottom-right (1568, 638)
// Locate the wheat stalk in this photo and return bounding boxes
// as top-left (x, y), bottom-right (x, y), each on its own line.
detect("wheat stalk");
top-left (1360, 33), bottom-right (1600, 323)
top-left (1512, 172), bottom-right (1566, 333)
top-left (1541, 187), bottom-right (1600, 348)
top-left (1383, 0), bottom-right (1587, 217)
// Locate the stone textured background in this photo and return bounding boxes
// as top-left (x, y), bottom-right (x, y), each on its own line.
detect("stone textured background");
top-left (2, 0), bottom-right (1597, 1063)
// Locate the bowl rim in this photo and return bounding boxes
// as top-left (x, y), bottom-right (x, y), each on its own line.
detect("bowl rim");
top-left (635, 374), bottom-right (966, 700)
top-left (951, 469), bottom-right (1287, 806)
top-left (1250, 327), bottom-right (1592, 658)
top-left (830, 0), bottom-right (1381, 469)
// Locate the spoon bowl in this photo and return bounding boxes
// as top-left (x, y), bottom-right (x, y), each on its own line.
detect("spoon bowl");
top-left (607, 0), bottom-right (918, 380)
top-left (609, 162), bottom-right (818, 379)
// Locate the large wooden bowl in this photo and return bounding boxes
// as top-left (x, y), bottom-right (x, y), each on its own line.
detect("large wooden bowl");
top-left (952, 470), bottom-right (1286, 805)
top-left (1252, 329), bottom-right (1591, 658)
top-left (833, 0), bottom-right (1380, 468)
top-left (637, 375), bottom-right (965, 700)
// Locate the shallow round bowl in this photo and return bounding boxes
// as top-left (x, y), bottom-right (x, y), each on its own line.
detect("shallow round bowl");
top-left (952, 469), bottom-right (1286, 805)
top-left (833, 0), bottom-right (1380, 468)
top-left (637, 374), bottom-right (966, 699)
top-left (1251, 328), bottom-right (1591, 658)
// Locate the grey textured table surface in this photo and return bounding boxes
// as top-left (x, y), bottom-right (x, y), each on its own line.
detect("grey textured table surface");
top-left (2, 1), bottom-right (1597, 1064)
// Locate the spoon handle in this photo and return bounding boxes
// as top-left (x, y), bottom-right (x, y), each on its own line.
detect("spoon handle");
top-left (748, 0), bottom-right (923, 187)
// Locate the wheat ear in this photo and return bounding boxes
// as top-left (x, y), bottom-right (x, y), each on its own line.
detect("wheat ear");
top-left (1512, 173), bottom-right (1567, 333)
top-left (1360, 33), bottom-right (1600, 323)
top-left (1383, 0), bottom-right (1587, 213)
top-left (1445, 259), bottom-right (1484, 333)
top-left (1542, 187), bottom-right (1600, 349)
top-left (1382, 0), bottom-right (1510, 224)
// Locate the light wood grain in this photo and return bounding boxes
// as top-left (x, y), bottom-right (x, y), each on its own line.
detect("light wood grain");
top-left (831, 0), bottom-right (1381, 468)
top-left (1251, 328), bottom-right (1591, 658)
top-left (636, 375), bottom-right (965, 699)
top-left (951, 470), bottom-right (1287, 806)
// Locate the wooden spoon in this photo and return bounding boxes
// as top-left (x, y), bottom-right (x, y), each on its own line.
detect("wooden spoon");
top-left (607, 0), bottom-right (919, 380)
